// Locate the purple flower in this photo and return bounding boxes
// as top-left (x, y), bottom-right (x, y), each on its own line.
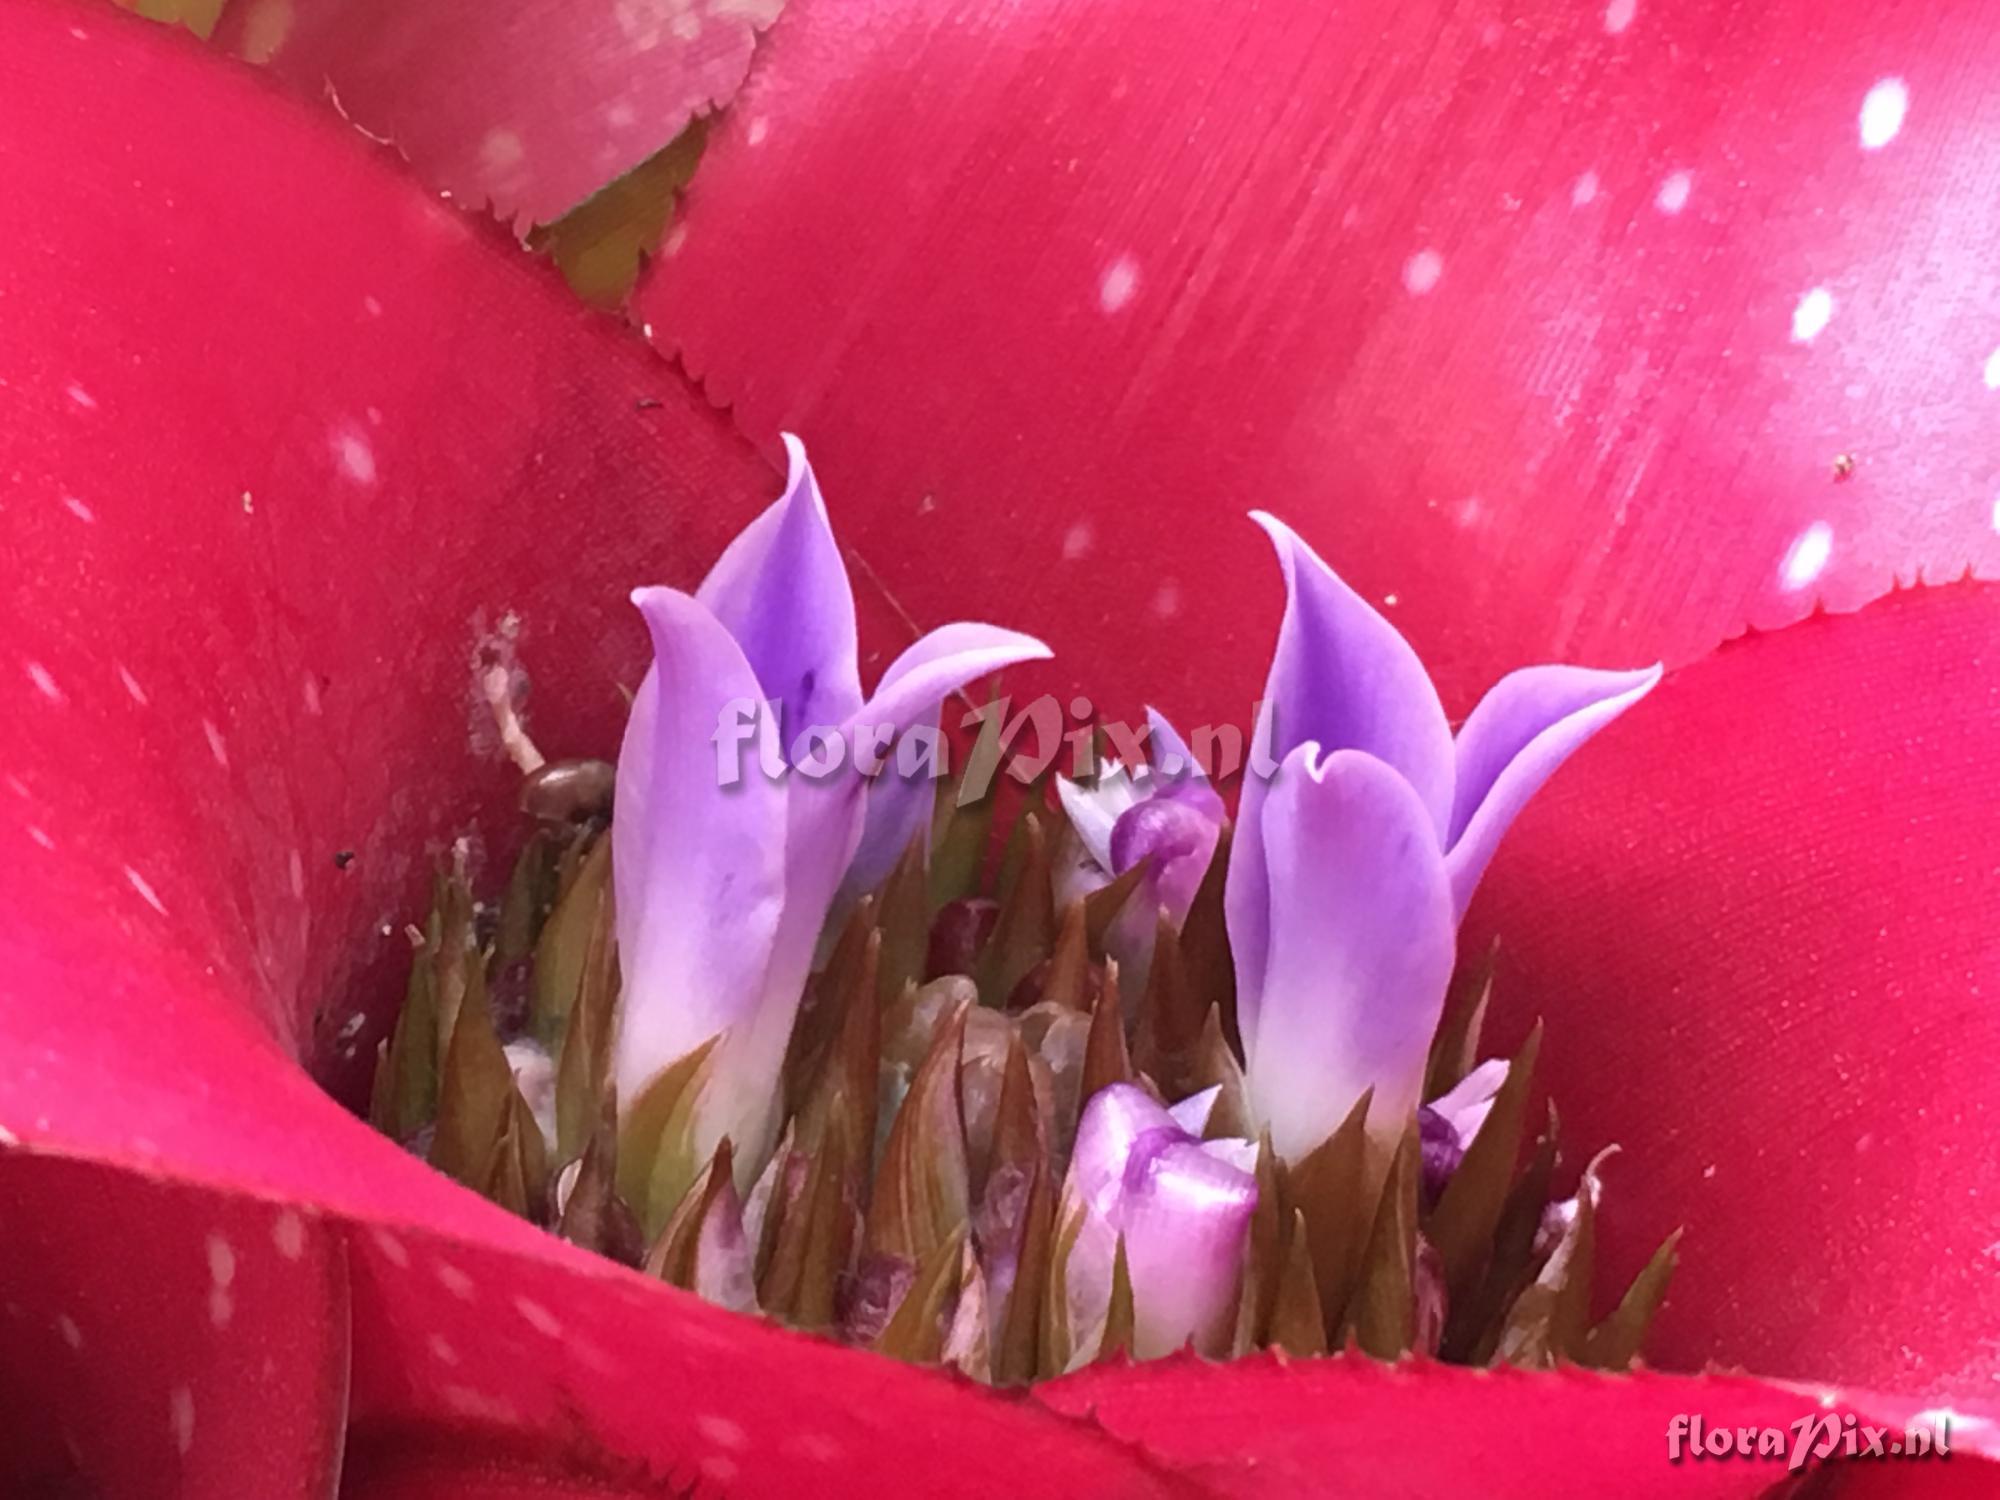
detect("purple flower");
top-left (612, 437), bottom-right (1050, 1176)
top-left (1430, 1058), bottom-right (1507, 1144)
top-left (1063, 1083), bottom-right (1258, 1360)
top-left (1056, 712), bottom-right (1226, 987)
top-left (1227, 515), bottom-right (1659, 1164)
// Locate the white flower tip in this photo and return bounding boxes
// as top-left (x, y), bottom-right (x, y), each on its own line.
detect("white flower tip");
top-left (778, 429), bottom-right (809, 476)
top-left (1003, 629), bottom-right (1056, 665)
top-left (775, 431), bottom-right (829, 521)
top-left (1166, 1085), bottom-right (1223, 1137)
top-left (1246, 509), bottom-right (1301, 557)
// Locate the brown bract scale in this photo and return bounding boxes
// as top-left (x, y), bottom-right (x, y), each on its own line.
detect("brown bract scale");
top-left (369, 761), bottom-right (1678, 1384)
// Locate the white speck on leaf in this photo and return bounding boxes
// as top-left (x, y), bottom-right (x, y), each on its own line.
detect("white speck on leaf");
top-left (515, 1296), bottom-right (562, 1338)
top-left (788, 1432), bottom-right (844, 1464)
top-left (371, 1228), bottom-right (410, 1268)
top-left (442, 1385), bottom-right (517, 1423)
top-left (333, 426), bottom-right (378, 486)
top-left (698, 1414), bottom-right (749, 1451)
top-left (1099, 256), bottom-right (1140, 313)
top-left (125, 866), bottom-right (168, 916)
top-left (1792, 287), bottom-right (1835, 343)
top-left (1402, 249), bottom-right (1444, 295)
top-left (206, 1234), bottom-right (236, 1287)
top-left (1781, 521), bottom-right (1834, 589)
top-left (1859, 78), bottom-right (1909, 151)
top-left (480, 128), bottom-right (525, 174)
top-left (1655, 171), bottom-right (1693, 214)
top-left (169, 1387), bottom-right (195, 1456)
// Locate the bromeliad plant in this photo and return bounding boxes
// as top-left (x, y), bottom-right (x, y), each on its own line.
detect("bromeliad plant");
top-left (370, 437), bottom-right (1670, 1380)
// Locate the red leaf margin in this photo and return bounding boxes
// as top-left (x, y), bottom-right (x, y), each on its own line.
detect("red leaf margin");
top-left (212, 0), bottom-right (782, 233)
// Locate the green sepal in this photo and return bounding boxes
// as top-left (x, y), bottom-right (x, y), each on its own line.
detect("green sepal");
top-left (371, 923), bottom-right (440, 1142)
top-left (430, 947), bottom-right (516, 1192)
top-left (1583, 1227), bottom-right (1683, 1369)
top-left (617, 1033), bottom-right (724, 1240)
top-left (1283, 1087), bottom-right (1377, 1345)
top-left (1040, 1200), bottom-right (1086, 1380)
top-left (1269, 1208), bottom-right (1328, 1358)
top-left (1096, 1234), bottom-right (1136, 1363)
top-left (553, 867), bottom-right (619, 1160)
top-left (873, 1224), bottom-right (967, 1365)
top-left (993, 1155), bottom-right (1054, 1386)
top-left (976, 811), bottom-right (1055, 1003)
top-left (1347, 1119), bottom-right (1420, 1359)
top-left (929, 692), bottom-right (1007, 909)
top-left (530, 831), bottom-right (612, 1043)
top-left (865, 998), bottom-right (971, 1268)
top-left (1079, 964), bottom-right (1133, 1104)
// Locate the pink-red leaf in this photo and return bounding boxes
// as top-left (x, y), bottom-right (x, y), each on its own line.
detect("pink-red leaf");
top-left (643, 0), bottom-right (2000, 725)
top-left (215, 0), bottom-right (781, 232)
top-left (1467, 582), bottom-right (2000, 1396)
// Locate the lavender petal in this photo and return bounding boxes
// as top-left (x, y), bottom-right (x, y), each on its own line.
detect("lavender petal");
top-left (849, 621), bottom-right (1052, 743)
top-left (1109, 794), bottom-right (1222, 926)
top-left (1229, 514), bottom-right (1456, 1045)
top-left (1056, 764), bottom-right (1141, 871)
top-left (1066, 1083), bottom-right (1258, 1359)
top-left (1444, 662), bottom-right (1661, 916)
top-left (1145, 707), bottom-right (1227, 823)
top-left (1244, 744), bottom-right (1457, 1162)
top-left (695, 434), bottom-right (864, 745)
top-left (1430, 1057), bottom-right (1508, 1146)
top-left (611, 588), bottom-right (788, 1120)
top-left (837, 714), bottom-right (939, 904)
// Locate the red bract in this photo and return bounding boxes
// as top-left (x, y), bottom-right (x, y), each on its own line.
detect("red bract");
top-left (4, 1), bottom-right (2000, 1495)
top-left (639, 0), bottom-right (2000, 724)
top-left (1464, 581), bottom-right (2000, 1398)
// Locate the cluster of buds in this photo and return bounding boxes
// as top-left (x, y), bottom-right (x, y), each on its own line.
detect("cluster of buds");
top-left (370, 439), bottom-right (1674, 1379)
